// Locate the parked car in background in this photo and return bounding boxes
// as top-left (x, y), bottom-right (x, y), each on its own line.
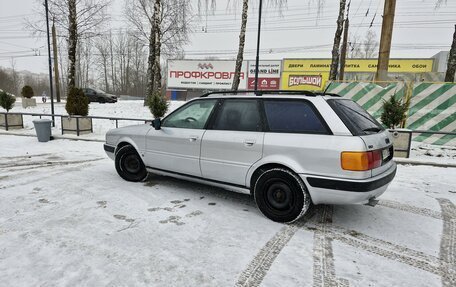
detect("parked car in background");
top-left (82, 88), bottom-right (117, 103)
top-left (104, 90), bottom-right (396, 223)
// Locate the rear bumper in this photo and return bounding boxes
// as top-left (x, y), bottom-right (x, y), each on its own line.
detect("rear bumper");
top-left (301, 162), bottom-right (397, 205)
top-left (104, 144), bottom-right (115, 160)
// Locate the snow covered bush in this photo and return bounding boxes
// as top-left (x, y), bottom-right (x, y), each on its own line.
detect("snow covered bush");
top-left (381, 95), bottom-right (409, 129)
top-left (65, 87), bottom-right (89, 116)
top-left (0, 90), bottom-right (16, 112)
top-left (21, 85), bottom-right (34, 98)
top-left (147, 91), bottom-right (169, 118)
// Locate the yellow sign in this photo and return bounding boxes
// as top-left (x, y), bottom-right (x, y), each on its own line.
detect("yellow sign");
top-left (281, 72), bottom-right (330, 91)
top-left (283, 59), bottom-right (434, 73)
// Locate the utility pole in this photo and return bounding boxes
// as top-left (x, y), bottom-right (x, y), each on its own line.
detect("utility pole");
top-left (339, 3), bottom-right (350, 81)
top-left (44, 0), bottom-right (55, 127)
top-left (52, 20), bottom-right (61, 102)
top-left (375, 0), bottom-right (396, 82)
top-left (254, 0), bottom-right (263, 95)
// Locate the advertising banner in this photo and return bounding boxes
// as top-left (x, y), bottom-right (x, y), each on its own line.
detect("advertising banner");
top-left (247, 60), bottom-right (281, 90)
top-left (283, 59), bottom-right (434, 73)
top-left (281, 72), bottom-right (329, 91)
top-left (167, 60), bottom-right (247, 90)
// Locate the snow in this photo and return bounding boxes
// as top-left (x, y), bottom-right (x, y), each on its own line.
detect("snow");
top-left (0, 134), bottom-right (455, 286)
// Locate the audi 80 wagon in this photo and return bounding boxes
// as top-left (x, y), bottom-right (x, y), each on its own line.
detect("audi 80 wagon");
top-left (104, 90), bottom-right (396, 223)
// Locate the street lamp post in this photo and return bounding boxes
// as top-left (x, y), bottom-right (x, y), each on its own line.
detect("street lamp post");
top-left (44, 0), bottom-right (55, 126)
top-left (254, 0), bottom-right (263, 95)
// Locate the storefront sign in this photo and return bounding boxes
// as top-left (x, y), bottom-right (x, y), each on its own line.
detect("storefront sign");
top-left (281, 72), bottom-right (329, 91)
top-left (283, 59), bottom-right (434, 73)
top-left (247, 60), bottom-right (281, 90)
top-left (167, 60), bottom-right (247, 90)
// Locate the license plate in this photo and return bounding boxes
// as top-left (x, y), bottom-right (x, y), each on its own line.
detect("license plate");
top-left (382, 148), bottom-right (390, 160)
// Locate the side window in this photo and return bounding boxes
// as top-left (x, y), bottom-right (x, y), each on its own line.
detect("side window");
top-left (264, 100), bottom-right (329, 134)
top-left (212, 99), bottom-right (262, 132)
top-left (162, 99), bottom-right (217, 129)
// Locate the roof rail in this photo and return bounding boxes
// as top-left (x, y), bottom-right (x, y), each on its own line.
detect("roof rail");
top-left (314, 92), bottom-right (342, 97)
top-left (199, 90), bottom-right (318, 98)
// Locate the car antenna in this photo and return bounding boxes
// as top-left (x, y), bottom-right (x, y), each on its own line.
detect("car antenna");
top-left (323, 81), bottom-right (333, 94)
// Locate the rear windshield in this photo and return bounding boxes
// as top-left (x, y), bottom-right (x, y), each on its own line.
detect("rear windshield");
top-left (327, 99), bottom-right (384, 136)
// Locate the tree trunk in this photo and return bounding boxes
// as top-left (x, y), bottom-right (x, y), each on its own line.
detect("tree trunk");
top-left (146, 24), bottom-right (156, 104)
top-left (152, 0), bottom-right (162, 92)
top-left (329, 0), bottom-right (346, 81)
top-left (445, 25), bottom-right (456, 82)
top-left (67, 0), bottom-right (77, 91)
top-left (232, 0), bottom-right (249, 91)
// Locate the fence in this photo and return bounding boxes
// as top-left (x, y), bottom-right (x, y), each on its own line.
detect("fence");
top-left (326, 81), bottom-right (456, 146)
top-left (0, 112), bottom-right (151, 136)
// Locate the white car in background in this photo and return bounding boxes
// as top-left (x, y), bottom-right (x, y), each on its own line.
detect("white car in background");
top-left (104, 91), bottom-right (396, 223)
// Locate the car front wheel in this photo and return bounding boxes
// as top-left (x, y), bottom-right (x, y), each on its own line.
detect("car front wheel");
top-left (115, 145), bottom-right (148, 182)
top-left (253, 168), bottom-right (311, 223)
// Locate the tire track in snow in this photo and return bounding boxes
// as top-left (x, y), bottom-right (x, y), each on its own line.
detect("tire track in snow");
top-left (0, 158), bottom-right (104, 170)
top-left (312, 205), bottom-right (349, 287)
top-left (234, 211), bottom-right (315, 287)
top-left (437, 198), bottom-right (456, 287)
top-left (378, 199), bottom-right (442, 220)
top-left (0, 161), bottom-right (102, 189)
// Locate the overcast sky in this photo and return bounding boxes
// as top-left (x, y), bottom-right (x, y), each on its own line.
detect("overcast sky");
top-left (0, 0), bottom-right (455, 74)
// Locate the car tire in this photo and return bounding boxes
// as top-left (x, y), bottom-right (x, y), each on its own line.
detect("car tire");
top-left (115, 145), bottom-right (148, 182)
top-left (98, 97), bottom-right (106, 103)
top-left (253, 168), bottom-right (311, 223)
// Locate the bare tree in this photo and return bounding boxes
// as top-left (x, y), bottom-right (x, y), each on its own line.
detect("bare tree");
top-left (68, 0), bottom-right (77, 89)
top-left (231, 0), bottom-right (249, 90)
top-left (27, 0), bottom-right (109, 92)
top-left (349, 30), bottom-right (379, 59)
top-left (125, 0), bottom-right (191, 99)
top-left (329, 0), bottom-right (346, 80)
top-left (445, 25), bottom-right (456, 82)
top-left (152, 0), bottom-right (162, 91)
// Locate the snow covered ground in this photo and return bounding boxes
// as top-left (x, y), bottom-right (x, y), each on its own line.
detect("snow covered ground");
top-left (0, 134), bottom-right (455, 286)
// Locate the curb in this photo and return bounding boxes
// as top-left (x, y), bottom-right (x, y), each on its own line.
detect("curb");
top-left (394, 158), bottom-right (456, 168)
top-left (0, 131), bottom-right (104, 143)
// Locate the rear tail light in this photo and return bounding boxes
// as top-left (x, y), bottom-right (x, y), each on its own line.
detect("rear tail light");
top-left (341, 150), bottom-right (382, 171)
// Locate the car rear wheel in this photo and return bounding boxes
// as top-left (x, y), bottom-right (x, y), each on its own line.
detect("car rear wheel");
top-left (115, 145), bottom-right (148, 182)
top-left (253, 168), bottom-right (311, 223)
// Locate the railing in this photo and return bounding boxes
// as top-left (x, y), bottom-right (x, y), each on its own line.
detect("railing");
top-left (0, 112), bottom-right (152, 135)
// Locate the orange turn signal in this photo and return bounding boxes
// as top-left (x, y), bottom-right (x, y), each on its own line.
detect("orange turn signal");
top-left (341, 150), bottom-right (383, 171)
top-left (341, 152), bottom-right (370, 171)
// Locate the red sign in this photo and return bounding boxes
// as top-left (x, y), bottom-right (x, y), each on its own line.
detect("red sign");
top-left (248, 77), bottom-right (280, 90)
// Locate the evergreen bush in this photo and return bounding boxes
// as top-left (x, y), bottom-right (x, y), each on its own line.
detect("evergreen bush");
top-left (381, 95), bottom-right (409, 129)
top-left (147, 91), bottom-right (169, 118)
top-left (0, 90), bottom-right (16, 112)
top-left (65, 87), bottom-right (89, 116)
top-left (21, 85), bottom-right (34, 98)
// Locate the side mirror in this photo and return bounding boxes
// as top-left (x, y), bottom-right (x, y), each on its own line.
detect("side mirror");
top-left (152, 118), bottom-right (161, 130)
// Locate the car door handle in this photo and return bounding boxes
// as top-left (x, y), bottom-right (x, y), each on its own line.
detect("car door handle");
top-left (244, 140), bottom-right (255, 146)
top-left (189, 136), bottom-right (199, 142)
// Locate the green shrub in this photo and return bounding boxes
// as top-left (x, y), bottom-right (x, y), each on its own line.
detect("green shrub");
top-left (0, 90), bottom-right (16, 112)
top-left (381, 95), bottom-right (409, 129)
top-left (147, 91), bottom-right (169, 118)
top-left (65, 87), bottom-right (89, 116)
top-left (21, 85), bottom-right (34, 98)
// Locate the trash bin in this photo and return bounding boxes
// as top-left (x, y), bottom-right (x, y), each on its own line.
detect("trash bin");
top-left (33, 119), bottom-right (52, 142)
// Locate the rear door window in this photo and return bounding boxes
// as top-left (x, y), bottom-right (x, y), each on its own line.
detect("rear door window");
top-left (263, 100), bottom-right (330, 134)
top-left (327, 99), bottom-right (384, 136)
top-left (211, 99), bottom-right (262, 132)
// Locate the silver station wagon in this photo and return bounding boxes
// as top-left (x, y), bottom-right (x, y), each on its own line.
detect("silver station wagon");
top-left (104, 91), bottom-right (396, 223)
